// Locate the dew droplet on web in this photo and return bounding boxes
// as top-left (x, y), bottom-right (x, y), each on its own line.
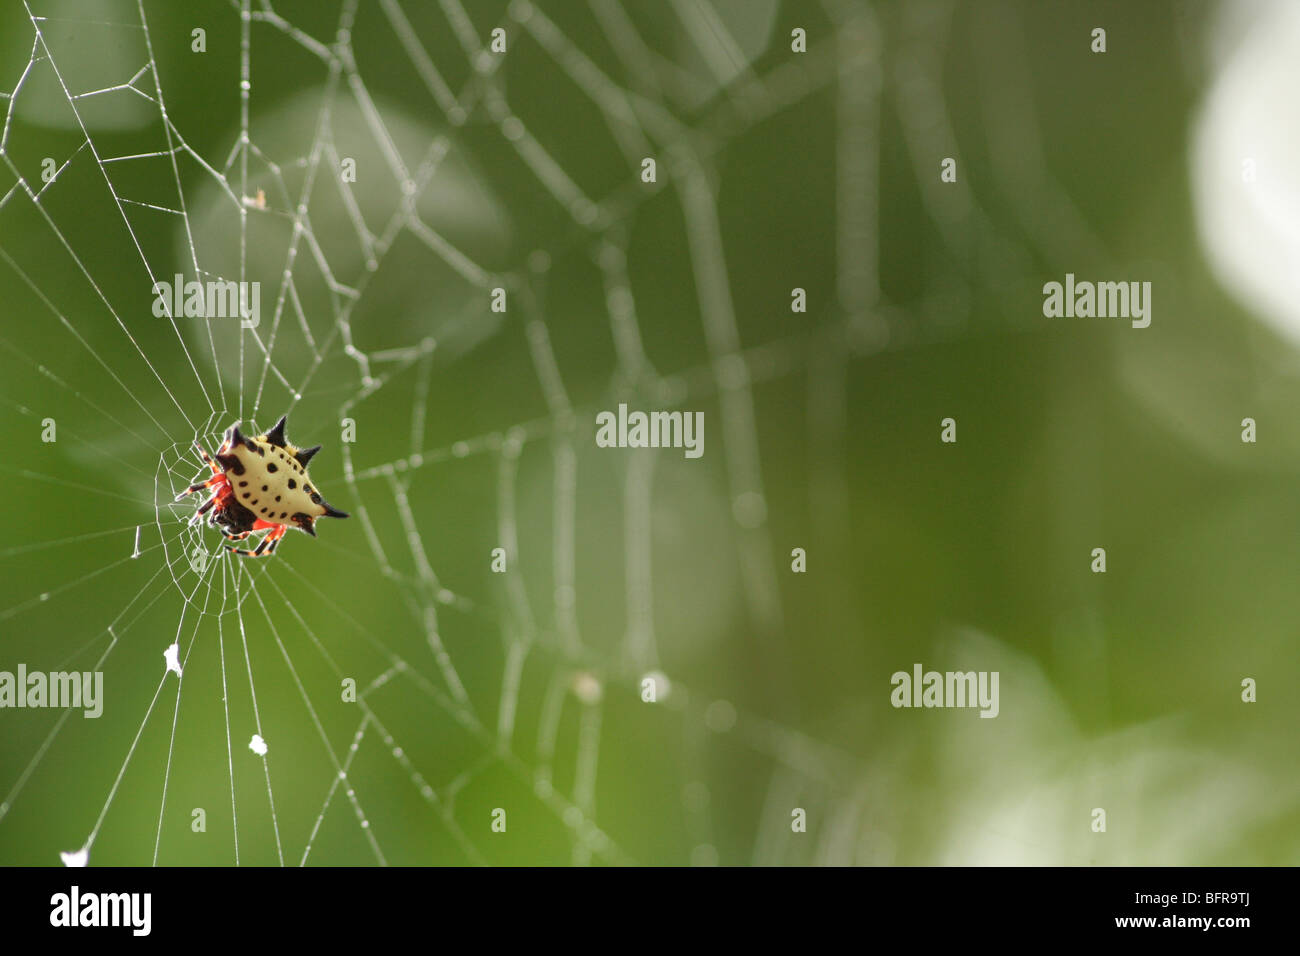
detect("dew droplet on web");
top-left (704, 699), bottom-right (737, 733)
top-left (682, 781), bottom-right (709, 812)
top-left (500, 116), bottom-right (525, 141)
top-left (656, 377), bottom-right (687, 403)
top-left (716, 353), bottom-right (749, 390)
top-left (731, 491), bottom-right (767, 529)
top-left (585, 826), bottom-right (609, 853)
top-left (570, 670), bottom-right (602, 705)
top-left (690, 844), bottom-right (719, 867)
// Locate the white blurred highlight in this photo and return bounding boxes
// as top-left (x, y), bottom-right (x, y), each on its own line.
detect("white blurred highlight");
top-left (1192, 0), bottom-right (1300, 342)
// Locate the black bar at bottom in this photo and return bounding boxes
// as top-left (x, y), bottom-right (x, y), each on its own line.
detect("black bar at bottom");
top-left (0, 865), bottom-right (1275, 941)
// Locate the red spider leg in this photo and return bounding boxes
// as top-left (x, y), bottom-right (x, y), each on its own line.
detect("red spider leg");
top-left (225, 521), bottom-right (285, 558)
top-left (176, 441), bottom-right (227, 500)
top-left (195, 440), bottom-right (222, 475)
top-left (196, 481), bottom-right (231, 520)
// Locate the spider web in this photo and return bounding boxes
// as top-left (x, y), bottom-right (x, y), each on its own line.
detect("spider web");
top-left (0, 0), bottom-right (895, 867)
top-left (0, 0), bottom-right (1155, 867)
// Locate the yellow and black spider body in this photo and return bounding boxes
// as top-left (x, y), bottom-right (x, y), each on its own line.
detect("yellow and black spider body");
top-left (176, 415), bottom-right (348, 557)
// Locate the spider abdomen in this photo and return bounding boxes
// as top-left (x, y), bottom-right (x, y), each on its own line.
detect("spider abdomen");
top-left (179, 414), bottom-right (349, 558)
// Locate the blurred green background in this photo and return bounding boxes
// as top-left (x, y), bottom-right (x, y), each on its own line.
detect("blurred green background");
top-left (0, 0), bottom-right (1297, 865)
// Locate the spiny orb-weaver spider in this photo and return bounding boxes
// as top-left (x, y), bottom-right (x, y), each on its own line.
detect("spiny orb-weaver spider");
top-left (177, 414), bottom-right (348, 558)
